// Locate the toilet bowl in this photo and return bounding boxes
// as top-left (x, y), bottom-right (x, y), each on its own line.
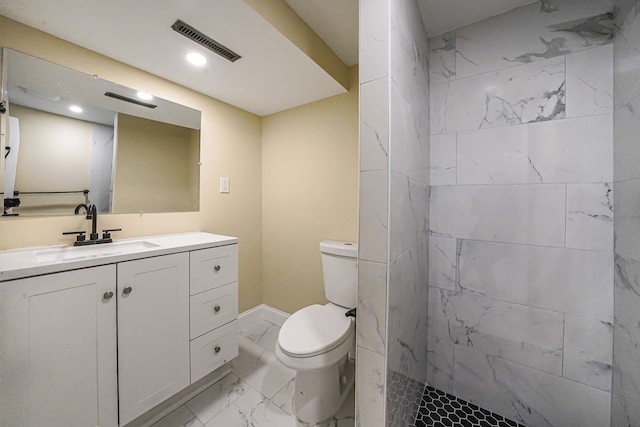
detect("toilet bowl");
top-left (275, 241), bottom-right (358, 424)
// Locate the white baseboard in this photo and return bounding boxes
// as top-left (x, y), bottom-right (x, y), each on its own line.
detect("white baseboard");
top-left (260, 304), bottom-right (289, 327)
top-left (238, 303), bottom-right (289, 328)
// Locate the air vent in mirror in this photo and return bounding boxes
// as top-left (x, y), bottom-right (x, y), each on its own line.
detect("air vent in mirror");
top-left (104, 92), bottom-right (157, 109)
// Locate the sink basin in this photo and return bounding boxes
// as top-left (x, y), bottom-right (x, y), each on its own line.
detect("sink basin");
top-left (34, 240), bottom-right (161, 263)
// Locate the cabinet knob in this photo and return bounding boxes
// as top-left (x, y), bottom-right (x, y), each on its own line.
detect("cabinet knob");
top-left (103, 291), bottom-right (114, 300)
top-left (214, 305), bottom-right (221, 313)
top-left (214, 265), bottom-right (221, 272)
top-left (214, 346), bottom-right (221, 354)
top-left (123, 286), bottom-right (133, 295)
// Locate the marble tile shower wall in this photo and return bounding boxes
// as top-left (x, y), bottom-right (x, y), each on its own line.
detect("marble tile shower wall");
top-left (357, 0), bottom-right (430, 425)
top-left (357, 0), bottom-right (392, 424)
top-left (386, 0), bottom-right (430, 425)
top-left (612, 1), bottom-right (640, 425)
top-left (428, 1), bottom-right (614, 426)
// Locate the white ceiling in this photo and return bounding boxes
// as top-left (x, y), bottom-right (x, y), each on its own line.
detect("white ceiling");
top-left (284, 0), bottom-right (359, 66)
top-left (0, 0), bottom-right (347, 116)
top-left (0, 0), bottom-right (539, 116)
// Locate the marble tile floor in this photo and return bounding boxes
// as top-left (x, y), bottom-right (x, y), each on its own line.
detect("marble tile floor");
top-left (151, 319), bottom-right (355, 427)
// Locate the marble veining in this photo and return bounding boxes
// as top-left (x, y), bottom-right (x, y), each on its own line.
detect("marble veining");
top-left (566, 45), bottom-right (614, 117)
top-left (360, 78), bottom-right (389, 172)
top-left (456, 114), bottom-right (613, 185)
top-left (613, 98), bottom-right (640, 182)
top-left (563, 314), bottom-right (613, 391)
top-left (357, 260), bottom-right (387, 355)
top-left (453, 1), bottom-right (613, 79)
top-left (359, 0), bottom-right (389, 84)
top-left (479, 80), bottom-right (565, 129)
top-left (358, 170), bottom-right (388, 264)
top-left (390, 81), bottom-right (429, 183)
top-left (428, 287), bottom-right (564, 375)
top-left (429, 133), bottom-right (456, 186)
top-left (426, 335), bottom-right (454, 394)
top-left (147, 319), bottom-right (355, 427)
top-left (546, 12), bottom-right (613, 46)
top-left (429, 31), bottom-right (456, 84)
top-left (356, 347), bottom-right (385, 427)
top-left (389, 173), bottom-right (429, 260)
top-left (384, 1), bottom-right (431, 425)
top-left (453, 345), bottom-right (611, 427)
top-left (458, 240), bottom-right (614, 321)
top-left (566, 183), bottom-right (614, 251)
top-left (426, 1), bottom-right (615, 426)
top-left (503, 36), bottom-right (571, 64)
top-left (430, 184), bottom-right (567, 247)
top-left (388, 241), bottom-right (429, 382)
top-left (431, 57), bottom-right (567, 134)
top-left (428, 236), bottom-right (456, 291)
top-left (611, 254), bottom-right (640, 426)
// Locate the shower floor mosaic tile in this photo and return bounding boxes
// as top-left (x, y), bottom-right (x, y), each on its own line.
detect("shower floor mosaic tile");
top-left (414, 386), bottom-right (524, 427)
top-left (387, 370), bottom-right (425, 426)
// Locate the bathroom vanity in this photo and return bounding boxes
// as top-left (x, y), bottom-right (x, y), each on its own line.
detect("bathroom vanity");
top-left (0, 232), bottom-right (239, 427)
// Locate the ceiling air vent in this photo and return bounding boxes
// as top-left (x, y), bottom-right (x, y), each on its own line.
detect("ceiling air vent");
top-left (172, 19), bottom-right (242, 63)
top-left (104, 92), bottom-right (157, 109)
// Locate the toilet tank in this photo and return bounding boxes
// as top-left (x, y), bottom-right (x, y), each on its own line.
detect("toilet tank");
top-left (320, 240), bottom-right (358, 308)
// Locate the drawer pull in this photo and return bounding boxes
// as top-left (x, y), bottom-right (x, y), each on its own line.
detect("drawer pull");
top-left (214, 346), bottom-right (221, 354)
top-left (214, 305), bottom-right (221, 313)
top-left (214, 264), bottom-right (221, 272)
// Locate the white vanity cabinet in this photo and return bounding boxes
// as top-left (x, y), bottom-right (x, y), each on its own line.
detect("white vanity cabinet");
top-left (0, 265), bottom-right (118, 427)
top-left (0, 232), bottom-right (239, 427)
top-left (117, 253), bottom-right (190, 426)
top-left (189, 245), bottom-right (239, 383)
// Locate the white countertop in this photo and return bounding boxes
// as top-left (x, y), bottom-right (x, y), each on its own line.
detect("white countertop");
top-left (0, 232), bottom-right (238, 282)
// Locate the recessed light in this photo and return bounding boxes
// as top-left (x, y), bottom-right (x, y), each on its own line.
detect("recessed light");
top-left (136, 91), bottom-right (153, 101)
top-left (69, 105), bottom-right (83, 113)
top-left (186, 52), bottom-right (207, 66)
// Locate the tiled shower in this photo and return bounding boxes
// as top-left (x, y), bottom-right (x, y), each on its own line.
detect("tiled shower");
top-left (357, 0), bottom-right (640, 425)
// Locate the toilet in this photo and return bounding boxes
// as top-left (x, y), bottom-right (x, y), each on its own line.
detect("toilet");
top-left (275, 240), bottom-right (358, 424)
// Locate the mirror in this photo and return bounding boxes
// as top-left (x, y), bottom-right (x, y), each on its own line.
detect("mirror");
top-left (0, 48), bottom-right (201, 217)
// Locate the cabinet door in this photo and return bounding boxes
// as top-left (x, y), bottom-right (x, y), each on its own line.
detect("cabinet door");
top-left (0, 265), bottom-right (118, 427)
top-left (117, 253), bottom-right (190, 425)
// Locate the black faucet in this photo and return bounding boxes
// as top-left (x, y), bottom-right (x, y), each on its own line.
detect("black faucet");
top-left (74, 203), bottom-right (99, 240)
top-left (65, 203), bottom-right (121, 246)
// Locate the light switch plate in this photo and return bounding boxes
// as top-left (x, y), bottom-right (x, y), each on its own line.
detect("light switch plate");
top-left (220, 177), bottom-right (230, 193)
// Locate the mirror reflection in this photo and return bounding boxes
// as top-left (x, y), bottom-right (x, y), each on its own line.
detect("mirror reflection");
top-left (1, 48), bottom-right (201, 217)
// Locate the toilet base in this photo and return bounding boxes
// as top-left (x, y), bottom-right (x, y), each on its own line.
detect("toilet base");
top-left (292, 356), bottom-right (355, 424)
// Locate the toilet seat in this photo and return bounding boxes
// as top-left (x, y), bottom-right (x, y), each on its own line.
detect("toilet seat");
top-left (279, 304), bottom-right (352, 357)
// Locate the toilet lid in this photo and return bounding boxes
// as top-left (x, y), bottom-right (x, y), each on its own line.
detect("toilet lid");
top-left (279, 304), bottom-right (353, 357)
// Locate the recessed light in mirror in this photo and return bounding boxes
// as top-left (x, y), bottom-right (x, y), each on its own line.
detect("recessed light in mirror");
top-left (186, 52), bottom-right (207, 66)
top-left (69, 105), bottom-right (83, 113)
top-left (137, 91), bottom-right (153, 101)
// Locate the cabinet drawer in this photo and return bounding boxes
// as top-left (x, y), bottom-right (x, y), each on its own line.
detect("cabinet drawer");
top-left (190, 245), bottom-right (238, 295)
top-left (190, 321), bottom-right (238, 384)
top-left (190, 282), bottom-right (238, 339)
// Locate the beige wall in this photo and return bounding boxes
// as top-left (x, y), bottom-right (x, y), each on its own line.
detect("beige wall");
top-left (0, 16), bottom-right (359, 315)
top-left (11, 105), bottom-right (92, 215)
top-left (113, 113), bottom-right (199, 213)
top-left (261, 66), bottom-right (359, 314)
top-left (0, 16), bottom-right (264, 312)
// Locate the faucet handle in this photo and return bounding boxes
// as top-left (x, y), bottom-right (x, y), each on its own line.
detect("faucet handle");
top-left (63, 230), bottom-right (86, 243)
top-left (102, 228), bottom-right (122, 240)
